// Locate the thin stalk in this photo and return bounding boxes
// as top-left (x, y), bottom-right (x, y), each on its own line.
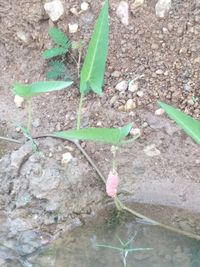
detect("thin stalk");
top-left (27, 100), bottom-right (32, 132)
top-left (77, 93), bottom-right (84, 130)
top-left (0, 136), bottom-right (22, 144)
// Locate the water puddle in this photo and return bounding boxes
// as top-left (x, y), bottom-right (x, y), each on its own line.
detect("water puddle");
top-left (31, 210), bottom-right (200, 267)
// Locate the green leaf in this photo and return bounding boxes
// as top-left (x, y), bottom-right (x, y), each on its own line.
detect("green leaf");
top-left (54, 123), bottom-right (132, 145)
top-left (48, 27), bottom-right (70, 48)
top-left (80, 0), bottom-right (109, 95)
top-left (46, 61), bottom-right (67, 80)
top-left (158, 101), bottom-right (200, 144)
top-left (42, 47), bottom-right (67, 59)
top-left (13, 81), bottom-right (73, 99)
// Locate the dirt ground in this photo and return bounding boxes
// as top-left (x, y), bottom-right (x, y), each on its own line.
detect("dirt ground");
top-left (0, 0), bottom-right (200, 265)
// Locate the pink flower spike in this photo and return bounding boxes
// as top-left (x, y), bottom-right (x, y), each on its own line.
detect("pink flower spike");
top-left (106, 170), bottom-right (119, 198)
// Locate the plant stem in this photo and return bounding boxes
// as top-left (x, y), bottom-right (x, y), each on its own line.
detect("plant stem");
top-left (77, 93), bottom-right (84, 130)
top-left (0, 136), bottom-right (22, 144)
top-left (27, 100), bottom-right (32, 132)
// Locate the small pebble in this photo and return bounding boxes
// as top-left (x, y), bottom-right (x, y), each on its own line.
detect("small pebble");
top-left (128, 80), bottom-right (139, 92)
top-left (155, 108), bottom-right (165, 116)
top-left (44, 0), bottom-right (64, 21)
top-left (61, 152), bottom-right (73, 164)
top-left (115, 80), bottom-right (128, 92)
top-left (131, 0), bottom-right (144, 11)
top-left (155, 0), bottom-right (171, 18)
top-left (14, 95), bottom-right (24, 108)
top-left (81, 2), bottom-right (89, 11)
top-left (144, 144), bottom-right (161, 157)
top-left (130, 128), bottom-right (141, 136)
top-left (155, 69), bottom-right (163, 75)
top-left (124, 99), bottom-right (136, 111)
top-left (70, 7), bottom-right (78, 16)
top-left (137, 91), bottom-right (144, 97)
top-left (68, 23), bottom-right (78, 33)
top-left (116, 1), bottom-right (129, 26)
top-left (111, 70), bottom-right (121, 78)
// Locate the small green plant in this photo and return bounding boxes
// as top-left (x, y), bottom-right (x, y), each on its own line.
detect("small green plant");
top-left (96, 235), bottom-right (152, 267)
top-left (42, 27), bottom-right (71, 60)
top-left (43, 27), bottom-right (83, 79)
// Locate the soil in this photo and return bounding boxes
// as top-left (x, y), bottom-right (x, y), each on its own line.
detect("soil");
top-left (0, 0), bottom-right (200, 265)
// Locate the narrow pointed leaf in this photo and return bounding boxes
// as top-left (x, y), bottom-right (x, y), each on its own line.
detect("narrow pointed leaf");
top-left (96, 244), bottom-right (123, 252)
top-left (42, 47), bottom-right (67, 59)
top-left (13, 81), bottom-right (73, 99)
top-left (158, 101), bottom-right (200, 144)
top-left (125, 248), bottom-right (153, 252)
top-left (48, 27), bottom-right (70, 48)
top-left (54, 123), bottom-right (132, 145)
top-left (80, 0), bottom-right (109, 95)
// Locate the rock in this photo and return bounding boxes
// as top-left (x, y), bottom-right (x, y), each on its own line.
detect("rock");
top-left (29, 169), bottom-right (61, 199)
top-left (155, 0), bottom-right (171, 18)
top-left (137, 91), bottom-right (144, 97)
top-left (10, 143), bottom-right (33, 176)
top-left (128, 80), bottom-right (139, 92)
top-left (81, 2), bottom-right (89, 11)
top-left (14, 95), bottom-right (24, 108)
top-left (111, 70), bottom-right (121, 78)
top-left (116, 1), bottom-right (129, 26)
top-left (115, 80), bottom-right (128, 92)
top-left (70, 7), bottom-right (78, 16)
top-left (68, 23), bottom-right (79, 33)
top-left (155, 69), bottom-right (163, 75)
top-left (187, 99), bottom-right (194, 106)
top-left (44, 0), bottom-right (64, 22)
top-left (131, 0), bottom-right (144, 11)
top-left (124, 99), bottom-right (136, 111)
top-left (155, 108), bottom-right (165, 116)
top-left (110, 95), bottom-right (118, 106)
top-left (130, 128), bottom-right (141, 136)
top-left (61, 152), bottom-right (73, 165)
top-left (143, 144), bottom-right (161, 157)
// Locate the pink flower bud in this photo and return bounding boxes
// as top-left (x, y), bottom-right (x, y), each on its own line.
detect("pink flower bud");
top-left (106, 170), bottom-right (119, 198)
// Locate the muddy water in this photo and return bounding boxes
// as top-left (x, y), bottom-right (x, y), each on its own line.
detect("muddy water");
top-left (31, 210), bottom-right (200, 267)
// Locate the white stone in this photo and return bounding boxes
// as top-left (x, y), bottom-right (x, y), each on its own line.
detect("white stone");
top-left (116, 1), bottom-right (129, 26)
top-left (81, 2), bottom-right (89, 11)
top-left (115, 80), bottom-right (128, 92)
top-left (124, 99), bottom-right (136, 111)
top-left (14, 95), bottom-right (24, 108)
top-left (131, 0), bottom-right (144, 10)
top-left (155, 0), bottom-right (171, 18)
top-left (137, 91), bottom-right (144, 97)
top-left (44, 0), bottom-right (64, 22)
top-left (130, 128), bottom-right (141, 136)
top-left (155, 108), bottom-right (165, 116)
top-left (144, 144), bottom-right (161, 157)
top-left (70, 7), bottom-right (78, 16)
top-left (68, 23), bottom-right (79, 33)
top-left (61, 152), bottom-right (73, 164)
top-left (128, 80), bottom-right (139, 92)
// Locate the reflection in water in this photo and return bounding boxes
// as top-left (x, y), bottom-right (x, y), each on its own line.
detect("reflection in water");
top-left (31, 212), bottom-right (200, 267)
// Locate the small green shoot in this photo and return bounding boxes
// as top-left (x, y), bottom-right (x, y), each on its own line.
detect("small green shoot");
top-left (13, 81), bottom-right (73, 99)
top-left (96, 235), bottom-right (153, 267)
top-left (42, 27), bottom-right (71, 59)
top-left (46, 61), bottom-right (70, 80)
top-left (80, 0), bottom-right (109, 95)
top-left (54, 123), bottom-right (132, 145)
top-left (17, 125), bottom-right (39, 152)
top-left (158, 101), bottom-right (200, 144)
